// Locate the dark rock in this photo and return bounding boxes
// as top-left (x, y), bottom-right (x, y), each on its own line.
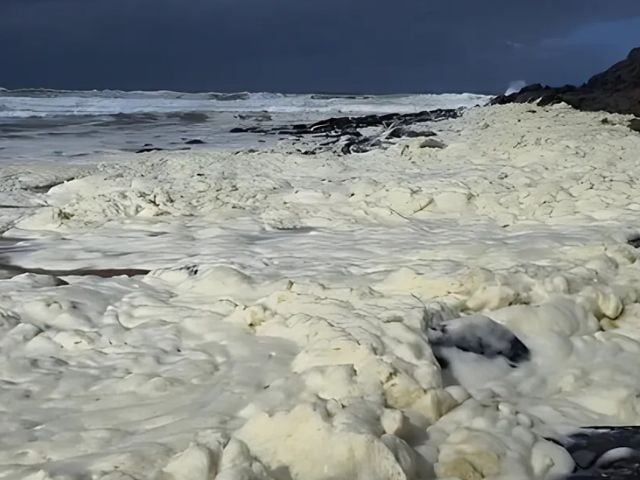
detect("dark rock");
top-left (293, 109), bottom-right (459, 135)
top-left (136, 146), bottom-right (165, 153)
top-left (627, 236), bottom-right (640, 248)
top-left (340, 136), bottom-right (383, 155)
top-left (387, 127), bottom-right (437, 139)
top-left (231, 109), bottom-right (459, 137)
top-left (629, 118), bottom-right (640, 132)
top-left (553, 427), bottom-right (640, 479)
top-left (230, 108), bottom-right (460, 155)
top-left (229, 127), bottom-right (260, 134)
top-left (178, 264), bottom-right (199, 276)
top-left (419, 138), bottom-right (447, 149)
top-left (427, 315), bottom-right (530, 367)
top-left (184, 139), bottom-right (206, 145)
top-left (136, 146), bottom-right (191, 154)
top-left (492, 47), bottom-right (640, 116)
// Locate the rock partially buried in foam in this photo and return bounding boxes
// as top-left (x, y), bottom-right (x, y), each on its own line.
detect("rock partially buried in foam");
top-left (427, 314), bottom-right (530, 367)
top-left (555, 427), bottom-right (640, 479)
top-left (419, 138), bottom-right (447, 149)
top-left (426, 315), bottom-right (531, 390)
top-left (626, 235), bottom-right (640, 249)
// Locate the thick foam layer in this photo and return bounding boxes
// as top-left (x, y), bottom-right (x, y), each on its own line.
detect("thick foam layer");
top-left (2, 103), bottom-right (640, 479)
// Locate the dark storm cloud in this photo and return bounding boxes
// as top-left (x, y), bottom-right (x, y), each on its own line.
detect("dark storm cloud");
top-left (1, 0), bottom-right (639, 93)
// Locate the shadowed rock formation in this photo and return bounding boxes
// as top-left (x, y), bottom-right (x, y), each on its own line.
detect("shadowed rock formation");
top-left (230, 108), bottom-right (459, 155)
top-left (493, 48), bottom-right (640, 117)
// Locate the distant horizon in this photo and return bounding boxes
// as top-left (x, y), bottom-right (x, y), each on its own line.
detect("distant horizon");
top-left (2, 1), bottom-right (639, 95)
top-left (0, 85), bottom-right (501, 96)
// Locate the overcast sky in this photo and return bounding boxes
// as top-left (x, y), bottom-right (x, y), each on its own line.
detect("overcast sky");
top-left (1, 0), bottom-right (639, 93)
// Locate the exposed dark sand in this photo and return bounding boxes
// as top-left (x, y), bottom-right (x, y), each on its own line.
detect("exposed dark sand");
top-left (0, 262), bottom-right (150, 278)
top-left (0, 237), bottom-right (149, 278)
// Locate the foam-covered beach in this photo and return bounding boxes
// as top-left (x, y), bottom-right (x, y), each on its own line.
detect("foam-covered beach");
top-left (2, 95), bottom-right (640, 480)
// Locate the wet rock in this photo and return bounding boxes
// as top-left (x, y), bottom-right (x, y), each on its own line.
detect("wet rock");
top-left (283, 109), bottom-right (459, 136)
top-left (419, 138), bottom-right (447, 149)
top-left (427, 315), bottom-right (530, 367)
top-left (136, 145), bottom-right (191, 154)
top-left (626, 236), bottom-right (640, 248)
top-left (628, 118), bottom-right (640, 133)
top-left (229, 127), bottom-right (258, 134)
top-left (231, 109), bottom-right (459, 155)
top-left (184, 139), bottom-right (206, 145)
top-left (555, 427), bottom-right (640, 479)
top-left (387, 127), bottom-right (437, 139)
top-left (136, 146), bottom-right (165, 153)
top-left (339, 136), bottom-right (383, 155)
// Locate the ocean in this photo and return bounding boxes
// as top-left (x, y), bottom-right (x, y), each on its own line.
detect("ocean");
top-left (0, 88), bottom-right (489, 162)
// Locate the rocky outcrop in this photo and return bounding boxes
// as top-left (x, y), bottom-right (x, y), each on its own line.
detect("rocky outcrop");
top-left (230, 109), bottom-right (459, 155)
top-left (493, 47), bottom-right (640, 117)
